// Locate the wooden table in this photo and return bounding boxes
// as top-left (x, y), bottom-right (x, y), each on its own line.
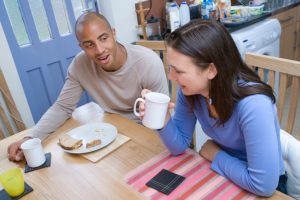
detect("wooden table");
top-left (0, 103), bottom-right (293, 199)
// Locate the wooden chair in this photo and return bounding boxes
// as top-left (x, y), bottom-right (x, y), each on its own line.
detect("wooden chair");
top-left (245, 52), bottom-right (300, 200)
top-left (0, 68), bottom-right (25, 139)
top-left (280, 128), bottom-right (300, 199)
top-left (245, 52), bottom-right (300, 139)
top-left (135, 40), bottom-right (178, 103)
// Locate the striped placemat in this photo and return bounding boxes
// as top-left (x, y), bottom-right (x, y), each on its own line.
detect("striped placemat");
top-left (124, 149), bottom-right (256, 200)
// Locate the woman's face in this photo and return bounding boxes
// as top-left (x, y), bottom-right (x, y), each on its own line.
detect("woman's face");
top-left (166, 47), bottom-right (217, 97)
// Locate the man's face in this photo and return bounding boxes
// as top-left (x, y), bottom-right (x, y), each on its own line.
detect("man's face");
top-left (77, 19), bottom-right (117, 71)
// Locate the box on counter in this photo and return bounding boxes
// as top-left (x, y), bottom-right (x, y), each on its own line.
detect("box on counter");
top-left (248, 4), bottom-right (264, 16)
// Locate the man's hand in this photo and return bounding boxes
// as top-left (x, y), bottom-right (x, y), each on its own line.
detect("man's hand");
top-left (7, 137), bottom-right (31, 161)
top-left (199, 140), bottom-right (221, 162)
top-left (138, 89), bottom-right (152, 120)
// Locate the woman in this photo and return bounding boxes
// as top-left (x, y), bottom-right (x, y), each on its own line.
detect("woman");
top-left (141, 20), bottom-right (285, 196)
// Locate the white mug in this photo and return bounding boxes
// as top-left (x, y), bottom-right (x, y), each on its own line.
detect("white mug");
top-left (21, 138), bottom-right (46, 168)
top-left (134, 92), bottom-right (170, 129)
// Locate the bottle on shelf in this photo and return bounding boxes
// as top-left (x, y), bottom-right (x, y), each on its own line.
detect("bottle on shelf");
top-left (179, 1), bottom-right (191, 26)
top-left (165, 1), bottom-right (172, 31)
top-left (201, 0), bottom-right (207, 19)
top-left (201, 0), bottom-right (213, 19)
top-left (172, 0), bottom-right (179, 8)
top-left (168, 2), bottom-right (180, 32)
top-left (217, 0), bottom-right (227, 19)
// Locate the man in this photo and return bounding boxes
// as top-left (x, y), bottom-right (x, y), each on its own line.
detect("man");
top-left (8, 12), bottom-right (168, 161)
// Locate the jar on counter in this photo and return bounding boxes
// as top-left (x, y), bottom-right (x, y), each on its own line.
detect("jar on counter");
top-left (217, 0), bottom-right (230, 19)
top-left (230, 6), bottom-right (249, 17)
top-left (146, 16), bottom-right (162, 40)
top-left (248, 4), bottom-right (264, 15)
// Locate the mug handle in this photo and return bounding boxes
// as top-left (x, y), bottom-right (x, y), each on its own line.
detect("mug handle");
top-left (134, 98), bottom-right (145, 117)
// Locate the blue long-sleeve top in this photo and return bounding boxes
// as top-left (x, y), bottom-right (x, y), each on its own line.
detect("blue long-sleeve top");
top-left (158, 89), bottom-right (284, 196)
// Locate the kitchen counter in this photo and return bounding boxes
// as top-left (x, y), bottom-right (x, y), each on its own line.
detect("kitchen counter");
top-left (226, 14), bottom-right (272, 32)
top-left (227, 0), bottom-right (300, 32)
top-left (144, 1), bottom-right (300, 40)
top-left (265, 0), bottom-right (300, 14)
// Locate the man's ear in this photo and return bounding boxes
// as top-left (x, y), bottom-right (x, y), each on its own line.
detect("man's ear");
top-left (111, 28), bottom-right (116, 41)
top-left (208, 63), bottom-right (218, 80)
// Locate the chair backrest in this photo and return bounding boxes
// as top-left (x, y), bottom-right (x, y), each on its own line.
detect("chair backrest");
top-left (0, 68), bottom-right (26, 139)
top-left (135, 40), bottom-right (178, 103)
top-left (280, 129), bottom-right (300, 199)
top-left (245, 52), bottom-right (300, 139)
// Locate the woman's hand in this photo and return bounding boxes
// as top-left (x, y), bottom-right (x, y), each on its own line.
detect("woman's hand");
top-left (199, 140), bottom-right (221, 162)
top-left (139, 89), bottom-right (175, 121)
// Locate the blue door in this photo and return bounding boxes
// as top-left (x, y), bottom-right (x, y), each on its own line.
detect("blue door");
top-left (0, 0), bottom-right (97, 122)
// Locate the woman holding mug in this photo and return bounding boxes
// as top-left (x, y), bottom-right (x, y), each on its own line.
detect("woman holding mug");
top-left (140, 20), bottom-right (285, 196)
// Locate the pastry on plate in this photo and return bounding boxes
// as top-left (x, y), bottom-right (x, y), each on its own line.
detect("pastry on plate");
top-left (86, 139), bottom-right (101, 148)
top-left (59, 134), bottom-right (83, 150)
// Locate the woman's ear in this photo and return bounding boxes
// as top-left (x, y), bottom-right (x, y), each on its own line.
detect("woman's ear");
top-left (207, 63), bottom-right (218, 80)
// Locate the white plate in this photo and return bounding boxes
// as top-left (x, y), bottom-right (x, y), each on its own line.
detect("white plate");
top-left (60, 123), bottom-right (117, 154)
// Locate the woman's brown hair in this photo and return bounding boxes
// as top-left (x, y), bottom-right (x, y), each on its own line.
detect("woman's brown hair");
top-left (165, 19), bottom-right (275, 125)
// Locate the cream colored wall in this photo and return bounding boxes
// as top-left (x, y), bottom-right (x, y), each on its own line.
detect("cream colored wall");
top-left (98, 0), bottom-right (139, 43)
top-left (0, 22), bottom-right (34, 129)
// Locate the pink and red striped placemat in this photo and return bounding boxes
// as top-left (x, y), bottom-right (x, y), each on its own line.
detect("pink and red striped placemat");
top-left (124, 149), bottom-right (256, 200)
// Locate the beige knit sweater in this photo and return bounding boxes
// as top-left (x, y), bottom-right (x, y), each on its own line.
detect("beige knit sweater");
top-left (28, 43), bottom-right (168, 140)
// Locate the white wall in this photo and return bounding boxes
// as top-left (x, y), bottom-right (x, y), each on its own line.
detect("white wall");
top-left (0, 22), bottom-right (34, 129)
top-left (98, 0), bottom-right (139, 43)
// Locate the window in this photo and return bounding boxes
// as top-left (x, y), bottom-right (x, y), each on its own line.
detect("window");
top-left (28, 0), bottom-right (52, 41)
top-left (51, 0), bottom-right (72, 36)
top-left (3, 0), bottom-right (30, 46)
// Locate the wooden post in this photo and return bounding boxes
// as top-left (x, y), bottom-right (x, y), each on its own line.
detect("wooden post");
top-left (0, 105), bottom-right (14, 135)
top-left (0, 68), bottom-right (26, 133)
top-left (136, 1), bottom-right (149, 40)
